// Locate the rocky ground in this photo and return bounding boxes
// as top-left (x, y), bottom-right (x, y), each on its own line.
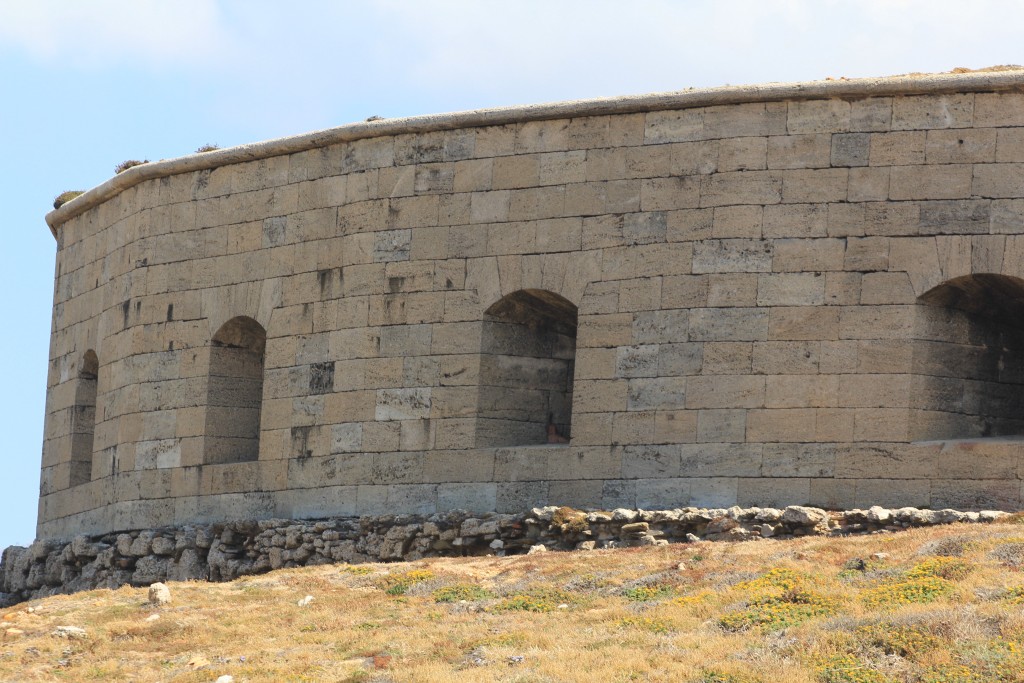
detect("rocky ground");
top-left (1, 504), bottom-right (1010, 606)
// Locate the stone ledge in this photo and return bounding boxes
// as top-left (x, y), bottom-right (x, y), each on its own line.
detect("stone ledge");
top-left (1, 504), bottom-right (1011, 605)
top-left (45, 70), bottom-right (1024, 236)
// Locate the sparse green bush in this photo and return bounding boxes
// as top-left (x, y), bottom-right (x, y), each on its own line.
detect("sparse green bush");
top-left (195, 144), bottom-right (220, 153)
top-left (814, 653), bottom-right (893, 683)
top-left (855, 621), bottom-right (940, 658)
top-left (618, 616), bottom-right (673, 634)
top-left (432, 584), bottom-right (494, 603)
top-left (862, 575), bottom-right (955, 609)
top-left (622, 584), bottom-right (675, 602)
top-left (376, 569), bottom-right (435, 595)
top-left (720, 588), bottom-right (838, 631)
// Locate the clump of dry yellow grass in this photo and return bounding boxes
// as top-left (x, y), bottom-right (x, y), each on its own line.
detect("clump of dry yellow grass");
top-left (5, 522), bottom-right (1024, 682)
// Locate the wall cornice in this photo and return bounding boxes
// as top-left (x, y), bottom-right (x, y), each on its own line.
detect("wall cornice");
top-left (44, 69), bottom-right (1024, 237)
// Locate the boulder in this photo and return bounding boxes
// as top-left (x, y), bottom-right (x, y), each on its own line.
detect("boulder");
top-left (781, 506), bottom-right (830, 528)
top-left (148, 582), bottom-right (171, 606)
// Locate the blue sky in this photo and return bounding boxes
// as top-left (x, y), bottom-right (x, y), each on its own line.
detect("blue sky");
top-left (0, 0), bottom-right (1020, 550)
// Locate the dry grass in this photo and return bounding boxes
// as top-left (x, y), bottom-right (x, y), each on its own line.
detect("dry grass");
top-left (5, 523), bottom-right (1024, 682)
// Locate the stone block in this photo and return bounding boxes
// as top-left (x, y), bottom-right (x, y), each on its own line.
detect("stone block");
top-left (644, 109), bottom-right (704, 144)
top-left (931, 479), bottom-right (1020, 511)
top-left (787, 99), bottom-right (850, 134)
top-left (712, 205), bottom-right (763, 238)
top-left (767, 134), bottom-right (832, 169)
top-left (756, 273), bottom-right (825, 306)
top-left (701, 342), bottom-right (753, 374)
top-left (772, 238), bottom-right (845, 271)
top-left (835, 443), bottom-right (932, 479)
top-left (635, 478), bottom-right (691, 509)
top-left (611, 410), bottom-right (656, 444)
top-left (736, 478), bottom-right (810, 508)
top-left (692, 239), bottom-right (773, 273)
top-left (654, 410), bottom-right (697, 443)
top-left (848, 167), bottom-right (890, 203)
top-left (687, 375), bottom-right (765, 409)
top-left (782, 168), bottom-right (848, 203)
top-left (686, 478), bottom-right (739, 508)
top-left (700, 171), bottom-right (783, 207)
top-left (689, 307), bottom-right (768, 341)
top-left (632, 309), bottom-right (688, 343)
top-left (752, 341), bottom-right (820, 374)
top-left (762, 444), bottom-right (836, 477)
top-left (494, 481), bottom-right (548, 512)
top-left (717, 136), bottom-right (767, 171)
top-left (870, 131), bottom-right (925, 166)
top-left (890, 165), bottom-right (973, 200)
top-left (891, 94), bottom-right (973, 130)
top-left (437, 483), bottom-right (497, 512)
top-left (925, 128), bottom-right (996, 164)
top-left (640, 177), bottom-right (700, 211)
top-left (746, 408), bottom-right (816, 442)
top-left (973, 163), bottom-right (1024, 199)
top-left (765, 375), bottom-right (838, 409)
top-left (831, 133), bottom-right (870, 167)
top-left (627, 377), bottom-right (687, 411)
top-left (707, 273), bottom-right (758, 307)
top-left (696, 409), bottom-right (746, 443)
top-left (763, 203), bottom-right (828, 238)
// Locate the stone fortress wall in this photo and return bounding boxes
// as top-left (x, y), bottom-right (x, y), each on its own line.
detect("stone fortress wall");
top-left (37, 71), bottom-right (1024, 541)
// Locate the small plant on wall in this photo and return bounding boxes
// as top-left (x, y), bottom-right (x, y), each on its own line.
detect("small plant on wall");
top-left (114, 159), bottom-right (149, 174)
top-left (53, 190), bottom-right (84, 209)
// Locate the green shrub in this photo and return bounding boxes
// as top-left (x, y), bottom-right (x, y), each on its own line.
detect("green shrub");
top-left (432, 584), bottom-right (494, 603)
top-left (855, 621), bottom-right (940, 658)
top-left (720, 589), bottom-right (838, 631)
top-left (622, 584), bottom-right (675, 602)
top-left (814, 654), bottom-right (893, 683)
top-left (491, 594), bottom-right (554, 613)
top-left (617, 616), bottom-right (673, 634)
top-left (376, 569), bottom-right (435, 596)
top-left (862, 575), bottom-right (955, 609)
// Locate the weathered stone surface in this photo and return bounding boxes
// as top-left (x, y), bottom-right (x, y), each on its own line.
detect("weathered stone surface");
top-left (148, 582), bottom-right (171, 606)
top-left (28, 70), bottom-right (1024, 548)
top-left (2, 503), bottom-right (1012, 603)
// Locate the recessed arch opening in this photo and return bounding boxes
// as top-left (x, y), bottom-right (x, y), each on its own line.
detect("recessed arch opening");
top-left (476, 289), bottom-right (577, 447)
top-left (912, 274), bottom-right (1024, 440)
top-left (69, 350), bottom-right (98, 486)
top-left (204, 316), bottom-right (267, 464)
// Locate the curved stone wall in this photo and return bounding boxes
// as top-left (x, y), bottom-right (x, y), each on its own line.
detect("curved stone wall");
top-left (38, 71), bottom-right (1024, 540)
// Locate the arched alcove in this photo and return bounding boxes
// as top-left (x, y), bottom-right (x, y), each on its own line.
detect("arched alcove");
top-left (69, 350), bottom-right (98, 486)
top-left (476, 289), bottom-right (577, 447)
top-left (204, 316), bottom-right (267, 464)
top-left (912, 274), bottom-right (1024, 440)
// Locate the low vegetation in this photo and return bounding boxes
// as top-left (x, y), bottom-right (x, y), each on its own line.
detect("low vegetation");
top-left (52, 191), bottom-right (83, 209)
top-left (6, 522), bottom-right (1024, 681)
top-left (114, 159), bottom-right (149, 174)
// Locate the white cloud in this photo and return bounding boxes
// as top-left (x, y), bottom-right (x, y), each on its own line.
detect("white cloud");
top-left (0, 0), bottom-right (234, 68)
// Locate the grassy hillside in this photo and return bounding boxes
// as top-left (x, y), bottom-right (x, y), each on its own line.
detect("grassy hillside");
top-left (4, 522), bottom-right (1024, 682)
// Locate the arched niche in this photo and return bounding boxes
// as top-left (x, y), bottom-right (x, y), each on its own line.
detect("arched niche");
top-left (476, 289), bottom-right (577, 447)
top-left (70, 350), bottom-right (98, 486)
top-left (912, 273), bottom-right (1024, 440)
top-left (204, 316), bottom-right (267, 464)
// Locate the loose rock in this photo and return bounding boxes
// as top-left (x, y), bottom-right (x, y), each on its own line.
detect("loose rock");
top-left (148, 582), bottom-right (171, 606)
